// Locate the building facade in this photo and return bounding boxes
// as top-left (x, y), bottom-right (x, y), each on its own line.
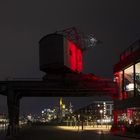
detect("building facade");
top-left (73, 100), bottom-right (113, 124)
top-left (114, 39), bottom-right (140, 131)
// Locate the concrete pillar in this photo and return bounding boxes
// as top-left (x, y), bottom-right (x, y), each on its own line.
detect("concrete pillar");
top-left (7, 88), bottom-right (20, 136)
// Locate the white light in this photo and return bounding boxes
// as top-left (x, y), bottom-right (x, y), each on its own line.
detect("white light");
top-left (27, 115), bottom-right (32, 120)
top-left (100, 110), bottom-right (103, 114)
top-left (102, 119), bottom-right (111, 123)
top-left (126, 83), bottom-right (134, 91)
top-left (97, 120), bottom-right (100, 123)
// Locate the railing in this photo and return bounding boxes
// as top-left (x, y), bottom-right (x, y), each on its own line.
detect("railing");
top-left (120, 39), bottom-right (140, 61)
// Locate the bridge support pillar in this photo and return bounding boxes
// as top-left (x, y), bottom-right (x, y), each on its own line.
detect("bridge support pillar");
top-left (7, 89), bottom-right (20, 136)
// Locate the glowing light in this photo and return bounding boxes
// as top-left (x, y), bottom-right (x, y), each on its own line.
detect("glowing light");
top-left (62, 104), bottom-right (65, 109)
top-left (57, 125), bottom-right (111, 131)
top-left (77, 48), bottom-right (82, 72)
top-left (126, 83), bottom-right (134, 91)
top-left (100, 110), bottom-right (103, 114)
top-left (67, 40), bottom-right (83, 73)
top-left (60, 98), bottom-right (63, 106)
top-left (124, 90), bottom-right (127, 99)
top-left (113, 110), bottom-right (118, 124)
top-left (68, 40), bottom-right (77, 71)
top-left (127, 109), bottom-right (133, 118)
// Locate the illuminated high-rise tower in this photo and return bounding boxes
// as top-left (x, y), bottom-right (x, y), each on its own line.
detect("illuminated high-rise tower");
top-left (59, 97), bottom-right (65, 110)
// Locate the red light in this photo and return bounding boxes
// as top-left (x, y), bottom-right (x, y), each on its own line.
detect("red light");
top-left (113, 110), bottom-right (118, 124)
top-left (67, 40), bottom-right (83, 73)
top-left (121, 127), bottom-right (126, 135)
top-left (120, 92), bottom-right (123, 100)
top-left (77, 48), bottom-right (82, 72)
top-left (114, 72), bottom-right (120, 84)
top-left (127, 109), bottom-right (133, 118)
top-left (124, 90), bottom-right (127, 99)
top-left (68, 40), bottom-right (76, 71)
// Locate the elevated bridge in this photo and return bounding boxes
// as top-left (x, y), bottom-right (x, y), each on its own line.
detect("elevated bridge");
top-left (0, 73), bottom-right (116, 97)
top-left (0, 73), bottom-right (117, 136)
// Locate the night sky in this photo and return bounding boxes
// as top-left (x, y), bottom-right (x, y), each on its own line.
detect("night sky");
top-left (0, 0), bottom-right (140, 115)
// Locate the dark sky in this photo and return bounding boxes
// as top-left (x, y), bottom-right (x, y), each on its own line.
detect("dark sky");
top-left (0, 0), bottom-right (140, 115)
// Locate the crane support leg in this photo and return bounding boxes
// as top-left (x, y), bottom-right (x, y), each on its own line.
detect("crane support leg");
top-left (7, 89), bottom-right (20, 137)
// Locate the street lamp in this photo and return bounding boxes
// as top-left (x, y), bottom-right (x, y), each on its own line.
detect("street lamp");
top-left (100, 110), bottom-right (103, 127)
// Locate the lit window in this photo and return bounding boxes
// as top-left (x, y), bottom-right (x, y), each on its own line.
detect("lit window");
top-left (124, 65), bottom-right (134, 98)
top-left (135, 62), bottom-right (140, 96)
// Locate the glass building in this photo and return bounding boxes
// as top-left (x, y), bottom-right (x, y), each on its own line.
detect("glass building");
top-left (113, 39), bottom-right (140, 132)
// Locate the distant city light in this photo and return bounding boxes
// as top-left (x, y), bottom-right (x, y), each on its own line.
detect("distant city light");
top-left (100, 110), bottom-right (103, 114)
top-left (62, 104), bottom-right (65, 109)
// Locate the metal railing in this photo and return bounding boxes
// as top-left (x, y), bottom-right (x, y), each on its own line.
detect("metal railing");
top-left (120, 39), bottom-right (140, 61)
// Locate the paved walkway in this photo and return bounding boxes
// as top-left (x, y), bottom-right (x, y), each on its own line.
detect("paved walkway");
top-left (0, 126), bottom-right (7, 140)
top-left (115, 131), bottom-right (140, 139)
top-left (4, 125), bottom-right (140, 140)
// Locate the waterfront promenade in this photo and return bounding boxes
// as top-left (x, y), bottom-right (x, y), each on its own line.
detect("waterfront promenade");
top-left (2, 125), bottom-right (139, 140)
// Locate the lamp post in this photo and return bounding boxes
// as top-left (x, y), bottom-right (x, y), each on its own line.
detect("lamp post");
top-left (100, 110), bottom-right (103, 127)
